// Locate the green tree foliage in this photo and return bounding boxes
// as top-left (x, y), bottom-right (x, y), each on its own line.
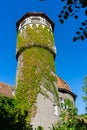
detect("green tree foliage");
top-left (58, 0), bottom-right (87, 42)
top-left (0, 95), bottom-right (32, 130)
top-left (59, 99), bottom-right (78, 129)
top-left (82, 76), bottom-right (87, 113)
top-left (49, 99), bottom-right (78, 129)
top-left (37, 126), bottom-right (44, 130)
top-left (50, 99), bottom-right (87, 130)
top-left (40, 0), bottom-right (87, 41)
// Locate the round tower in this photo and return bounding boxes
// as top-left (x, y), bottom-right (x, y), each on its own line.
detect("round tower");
top-left (16, 12), bottom-right (59, 129)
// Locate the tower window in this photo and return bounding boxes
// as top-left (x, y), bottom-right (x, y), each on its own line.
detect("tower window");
top-left (53, 105), bottom-right (58, 116)
top-left (31, 17), bottom-right (40, 23)
top-left (45, 20), bottom-right (51, 28)
top-left (61, 103), bottom-right (64, 109)
top-left (59, 97), bottom-right (64, 102)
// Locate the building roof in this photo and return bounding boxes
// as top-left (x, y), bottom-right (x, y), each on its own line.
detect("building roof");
top-left (0, 76), bottom-right (77, 99)
top-left (57, 76), bottom-right (71, 91)
top-left (0, 82), bottom-right (14, 98)
top-left (16, 12), bottom-right (54, 32)
top-left (57, 76), bottom-right (77, 100)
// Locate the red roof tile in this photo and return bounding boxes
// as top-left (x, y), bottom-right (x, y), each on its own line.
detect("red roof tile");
top-left (57, 76), bottom-right (71, 91)
top-left (0, 82), bottom-right (14, 98)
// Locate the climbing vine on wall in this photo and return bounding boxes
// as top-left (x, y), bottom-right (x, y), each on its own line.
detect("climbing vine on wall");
top-left (16, 24), bottom-right (54, 54)
top-left (16, 24), bottom-right (59, 124)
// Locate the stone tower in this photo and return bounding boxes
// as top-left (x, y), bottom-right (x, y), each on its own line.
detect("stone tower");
top-left (16, 12), bottom-right (59, 129)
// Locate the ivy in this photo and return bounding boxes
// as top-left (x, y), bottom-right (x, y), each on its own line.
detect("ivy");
top-left (16, 24), bottom-right (59, 124)
top-left (16, 24), bottom-right (54, 54)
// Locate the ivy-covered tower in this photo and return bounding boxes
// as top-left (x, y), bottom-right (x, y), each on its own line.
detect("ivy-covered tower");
top-left (16, 12), bottom-right (59, 129)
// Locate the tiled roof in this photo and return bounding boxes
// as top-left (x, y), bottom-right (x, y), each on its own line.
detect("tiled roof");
top-left (57, 76), bottom-right (77, 99)
top-left (57, 76), bottom-right (71, 91)
top-left (0, 82), bottom-right (14, 98)
top-left (0, 76), bottom-right (76, 98)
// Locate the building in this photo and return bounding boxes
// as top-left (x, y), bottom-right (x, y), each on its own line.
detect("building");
top-left (0, 12), bottom-right (76, 130)
top-left (57, 76), bottom-right (76, 109)
top-left (0, 76), bottom-right (76, 129)
top-left (0, 82), bottom-right (14, 98)
top-left (0, 77), bottom-right (76, 102)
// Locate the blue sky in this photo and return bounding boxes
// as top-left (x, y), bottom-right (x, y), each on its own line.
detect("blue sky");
top-left (0, 0), bottom-right (87, 114)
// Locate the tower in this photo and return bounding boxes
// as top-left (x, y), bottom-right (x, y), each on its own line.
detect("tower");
top-left (16, 12), bottom-right (59, 129)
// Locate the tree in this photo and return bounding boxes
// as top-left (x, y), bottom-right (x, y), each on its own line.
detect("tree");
top-left (40, 0), bottom-right (87, 42)
top-left (0, 96), bottom-right (32, 130)
top-left (58, 0), bottom-right (87, 42)
top-left (50, 99), bottom-right (87, 130)
top-left (82, 76), bottom-right (87, 113)
top-left (50, 99), bottom-right (78, 130)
